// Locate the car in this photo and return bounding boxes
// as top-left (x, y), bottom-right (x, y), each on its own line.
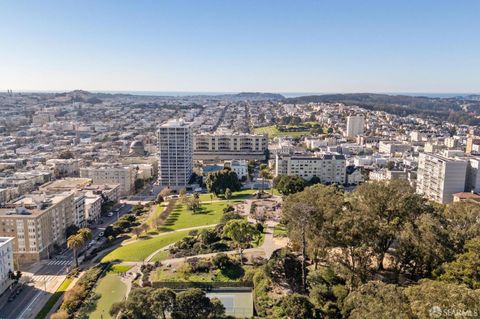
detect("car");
top-left (107, 212), bottom-right (113, 217)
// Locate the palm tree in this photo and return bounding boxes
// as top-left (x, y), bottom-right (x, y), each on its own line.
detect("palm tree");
top-left (67, 234), bottom-right (84, 268)
top-left (77, 228), bottom-right (92, 243)
top-left (259, 164), bottom-right (270, 193)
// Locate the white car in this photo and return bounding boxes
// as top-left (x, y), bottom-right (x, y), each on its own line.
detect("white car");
top-left (107, 212), bottom-right (114, 217)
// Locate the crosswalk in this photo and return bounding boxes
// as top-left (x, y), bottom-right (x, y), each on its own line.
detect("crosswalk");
top-left (46, 259), bottom-right (71, 266)
top-left (32, 274), bottom-right (59, 283)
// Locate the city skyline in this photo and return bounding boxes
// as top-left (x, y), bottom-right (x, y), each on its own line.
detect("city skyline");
top-left (1, 0), bottom-right (480, 93)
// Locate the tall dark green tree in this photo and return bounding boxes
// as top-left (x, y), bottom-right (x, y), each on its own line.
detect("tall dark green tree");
top-left (205, 169), bottom-right (242, 195)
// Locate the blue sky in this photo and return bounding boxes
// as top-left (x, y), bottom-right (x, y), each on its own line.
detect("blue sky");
top-left (0, 0), bottom-right (479, 93)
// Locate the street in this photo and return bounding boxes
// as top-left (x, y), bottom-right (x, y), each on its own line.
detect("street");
top-left (0, 203), bottom-right (132, 319)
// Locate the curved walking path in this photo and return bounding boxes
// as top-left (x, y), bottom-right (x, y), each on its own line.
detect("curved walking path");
top-left (124, 219), bottom-right (285, 267)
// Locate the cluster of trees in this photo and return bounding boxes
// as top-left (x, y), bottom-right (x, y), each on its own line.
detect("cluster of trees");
top-left (52, 265), bottom-right (106, 319)
top-left (273, 175), bottom-right (324, 195)
top-left (205, 169), bottom-right (242, 195)
top-left (169, 216), bottom-right (261, 261)
top-left (181, 191), bottom-right (201, 213)
top-left (66, 228), bottom-right (92, 267)
top-left (103, 214), bottom-right (139, 240)
top-left (110, 287), bottom-right (230, 319)
top-left (271, 180), bottom-right (480, 317)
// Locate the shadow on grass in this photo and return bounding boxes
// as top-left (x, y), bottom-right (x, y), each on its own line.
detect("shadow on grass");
top-left (220, 264), bottom-right (245, 280)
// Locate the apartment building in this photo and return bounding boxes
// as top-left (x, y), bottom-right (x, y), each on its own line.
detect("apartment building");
top-left (158, 119), bottom-right (193, 188)
top-left (80, 166), bottom-right (135, 197)
top-left (46, 159), bottom-right (83, 177)
top-left (345, 115), bottom-right (364, 138)
top-left (378, 141), bottom-right (411, 155)
top-left (416, 153), bottom-right (468, 204)
top-left (275, 153), bottom-right (346, 184)
top-left (193, 132), bottom-right (268, 161)
top-left (0, 193), bottom-right (74, 265)
top-left (0, 237), bottom-right (14, 295)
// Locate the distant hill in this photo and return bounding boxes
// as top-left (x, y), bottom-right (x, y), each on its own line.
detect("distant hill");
top-left (54, 90), bottom-right (102, 104)
top-left (285, 93), bottom-right (480, 125)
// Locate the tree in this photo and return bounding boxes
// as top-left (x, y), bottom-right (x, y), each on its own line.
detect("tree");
top-left (156, 193), bottom-right (164, 204)
top-left (350, 180), bottom-right (430, 270)
top-left (51, 310), bottom-right (69, 319)
top-left (205, 169), bottom-right (242, 195)
top-left (405, 279), bottom-right (480, 318)
top-left (179, 188), bottom-right (187, 203)
top-left (247, 160), bottom-right (255, 181)
top-left (160, 187), bottom-right (172, 199)
top-left (440, 238), bottom-right (480, 289)
top-left (342, 281), bottom-right (414, 319)
top-left (185, 196), bottom-right (201, 213)
top-left (210, 298), bottom-right (226, 318)
top-left (265, 248), bottom-right (304, 293)
top-left (442, 201), bottom-right (480, 253)
top-left (110, 287), bottom-right (156, 318)
top-left (282, 185), bottom-right (344, 285)
top-left (275, 294), bottom-right (315, 319)
top-left (394, 213), bottom-right (452, 279)
top-left (131, 227), bottom-right (142, 239)
top-left (77, 228), bottom-right (92, 243)
top-left (273, 175), bottom-right (305, 195)
top-left (171, 288), bottom-right (225, 319)
top-left (222, 220), bottom-right (260, 265)
top-left (151, 288), bottom-right (177, 319)
top-left (67, 234), bottom-right (84, 268)
top-left (140, 223), bottom-right (149, 235)
top-left (259, 163), bottom-right (270, 192)
top-left (224, 188), bottom-right (232, 200)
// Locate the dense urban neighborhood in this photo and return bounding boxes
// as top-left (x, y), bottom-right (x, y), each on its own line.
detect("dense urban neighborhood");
top-left (1, 90), bottom-right (480, 318)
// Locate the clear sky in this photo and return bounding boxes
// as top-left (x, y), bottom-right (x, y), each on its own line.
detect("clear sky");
top-left (0, 0), bottom-right (479, 93)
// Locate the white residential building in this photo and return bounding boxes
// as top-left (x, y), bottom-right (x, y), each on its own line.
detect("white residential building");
top-left (0, 237), bottom-right (14, 295)
top-left (345, 115), bottom-right (364, 138)
top-left (84, 194), bottom-right (102, 222)
top-left (158, 119), bottom-right (193, 188)
top-left (275, 153), bottom-right (346, 184)
top-left (416, 153), bottom-right (468, 204)
top-left (224, 160), bottom-right (248, 180)
top-left (80, 166), bottom-right (135, 197)
top-left (378, 141), bottom-right (411, 155)
top-left (193, 132), bottom-right (268, 161)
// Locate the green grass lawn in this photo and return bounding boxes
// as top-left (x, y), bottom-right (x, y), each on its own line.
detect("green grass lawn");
top-left (108, 264), bottom-right (133, 273)
top-left (158, 201), bottom-right (231, 232)
top-left (150, 250), bottom-right (170, 262)
top-left (35, 277), bottom-right (73, 319)
top-left (273, 224), bottom-right (288, 237)
top-left (86, 274), bottom-right (127, 319)
top-left (101, 230), bottom-right (190, 262)
top-left (253, 125), bottom-right (311, 138)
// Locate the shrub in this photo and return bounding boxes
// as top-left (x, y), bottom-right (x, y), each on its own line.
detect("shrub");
top-left (221, 212), bottom-right (243, 223)
top-left (212, 253), bottom-right (232, 270)
top-left (187, 257), bottom-right (211, 273)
